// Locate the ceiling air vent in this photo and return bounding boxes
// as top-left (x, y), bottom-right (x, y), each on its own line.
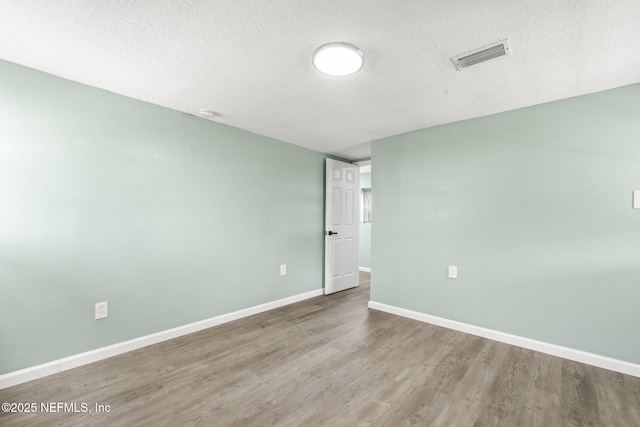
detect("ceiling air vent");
top-left (451, 39), bottom-right (511, 70)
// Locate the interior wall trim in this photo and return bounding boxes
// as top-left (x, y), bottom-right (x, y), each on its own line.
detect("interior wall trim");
top-left (368, 300), bottom-right (640, 378)
top-left (0, 288), bottom-right (324, 389)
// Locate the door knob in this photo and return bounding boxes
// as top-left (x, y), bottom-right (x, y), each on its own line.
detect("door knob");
top-left (326, 231), bottom-right (338, 235)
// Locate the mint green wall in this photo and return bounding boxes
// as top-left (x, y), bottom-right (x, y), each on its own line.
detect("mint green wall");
top-left (372, 84), bottom-right (640, 365)
top-left (0, 60), bottom-right (327, 374)
top-left (359, 172), bottom-right (371, 269)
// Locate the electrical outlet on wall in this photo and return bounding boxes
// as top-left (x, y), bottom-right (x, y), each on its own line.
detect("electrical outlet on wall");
top-left (95, 302), bottom-right (108, 320)
top-left (448, 266), bottom-right (458, 279)
top-left (280, 264), bottom-right (287, 276)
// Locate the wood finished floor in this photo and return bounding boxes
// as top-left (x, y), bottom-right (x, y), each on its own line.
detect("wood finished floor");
top-left (2, 272), bottom-right (640, 426)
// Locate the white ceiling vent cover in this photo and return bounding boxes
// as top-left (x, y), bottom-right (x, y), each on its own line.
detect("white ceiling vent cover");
top-left (451, 39), bottom-right (511, 70)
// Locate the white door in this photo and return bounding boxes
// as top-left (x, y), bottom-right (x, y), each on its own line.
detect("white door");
top-left (325, 159), bottom-right (360, 294)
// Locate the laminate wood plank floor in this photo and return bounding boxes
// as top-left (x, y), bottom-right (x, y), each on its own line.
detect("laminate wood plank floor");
top-left (2, 272), bottom-right (640, 426)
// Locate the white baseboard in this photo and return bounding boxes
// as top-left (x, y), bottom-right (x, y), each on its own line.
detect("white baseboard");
top-left (359, 267), bottom-right (371, 272)
top-left (368, 301), bottom-right (640, 378)
top-left (0, 289), bottom-right (324, 390)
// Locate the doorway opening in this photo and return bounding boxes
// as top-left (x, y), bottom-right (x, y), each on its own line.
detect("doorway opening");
top-left (356, 161), bottom-right (371, 274)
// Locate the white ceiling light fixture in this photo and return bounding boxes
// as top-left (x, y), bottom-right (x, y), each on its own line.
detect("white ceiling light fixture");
top-left (313, 42), bottom-right (364, 77)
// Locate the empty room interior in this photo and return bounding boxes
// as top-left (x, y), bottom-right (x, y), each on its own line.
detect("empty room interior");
top-left (1, 1), bottom-right (640, 426)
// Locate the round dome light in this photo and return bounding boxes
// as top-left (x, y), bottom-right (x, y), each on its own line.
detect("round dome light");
top-left (312, 42), bottom-right (364, 77)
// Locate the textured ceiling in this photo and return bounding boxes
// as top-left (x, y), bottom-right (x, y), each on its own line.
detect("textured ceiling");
top-left (1, 0), bottom-right (639, 159)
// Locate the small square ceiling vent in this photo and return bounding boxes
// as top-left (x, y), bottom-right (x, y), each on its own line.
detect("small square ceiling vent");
top-left (451, 39), bottom-right (511, 70)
